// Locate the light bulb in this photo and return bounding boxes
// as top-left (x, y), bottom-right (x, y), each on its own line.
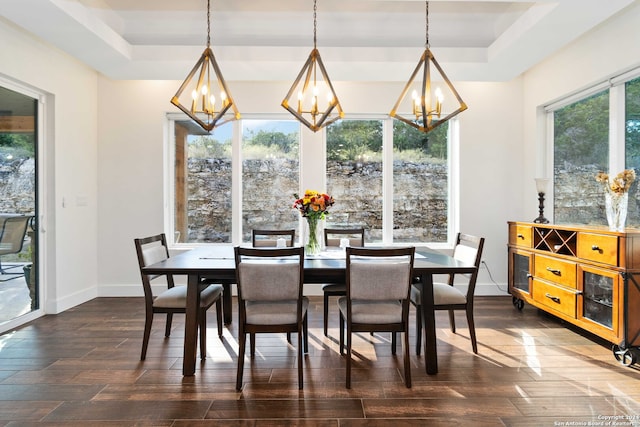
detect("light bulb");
top-left (201, 85), bottom-right (208, 96)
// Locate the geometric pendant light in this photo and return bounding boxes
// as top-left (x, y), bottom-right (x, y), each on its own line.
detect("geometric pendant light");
top-left (282, 0), bottom-right (344, 132)
top-left (171, 0), bottom-right (240, 132)
top-left (390, 1), bottom-right (467, 133)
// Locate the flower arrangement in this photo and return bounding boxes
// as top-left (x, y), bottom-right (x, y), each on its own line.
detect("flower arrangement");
top-left (293, 190), bottom-right (334, 255)
top-left (595, 169), bottom-right (636, 231)
top-left (292, 190), bottom-right (334, 220)
top-left (595, 169), bottom-right (636, 195)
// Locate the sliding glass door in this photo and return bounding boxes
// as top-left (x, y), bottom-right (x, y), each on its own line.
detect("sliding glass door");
top-left (0, 85), bottom-right (39, 326)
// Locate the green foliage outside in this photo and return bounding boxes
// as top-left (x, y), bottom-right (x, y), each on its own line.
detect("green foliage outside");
top-left (0, 133), bottom-right (35, 160)
top-left (554, 90), bottom-right (609, 170)
top-left (626, 78), bottom-right (640, 168)
top-left (186, 118), bottom-right (449, 163)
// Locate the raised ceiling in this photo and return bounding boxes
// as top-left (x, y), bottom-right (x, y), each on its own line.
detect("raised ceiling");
top-left (0, 0), bottom-right (634, 82)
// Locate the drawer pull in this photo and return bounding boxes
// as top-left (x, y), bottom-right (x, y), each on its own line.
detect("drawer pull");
top-left (517, 233), bottom-right (524, 239)
top-left (545, 293), bottom-right (561, 303)
top-left (546, 267), bottom-right (561, 276)
top-left (591, 245), bottom-right (602, 252)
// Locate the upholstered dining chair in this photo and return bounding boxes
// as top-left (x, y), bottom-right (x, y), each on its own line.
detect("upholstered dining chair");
top-left (338, 246), bottom-right (415, 389)
top-left (134, 233), bottom-right (223, 360)
top-left (234, 246), bottom-right (307, 390)
top-left (321, 227), bottom-right (365, 336)
top-left (410, 233), bottom-right (485, 355)
top-left (252, 229), bottom-right (296, 247)
top-left (0, 215), bottom-right (32, 278)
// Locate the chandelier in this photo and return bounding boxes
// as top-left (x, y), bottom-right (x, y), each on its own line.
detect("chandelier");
top-left (390, 1), bottom-right (467, 133)
top-left (170, 0), bottom-right (240, 132)
top-left (281, 0), bottom-right (344, 132)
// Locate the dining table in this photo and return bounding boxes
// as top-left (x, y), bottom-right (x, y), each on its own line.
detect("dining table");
top-left (142, 245), bottom-right (477, 376)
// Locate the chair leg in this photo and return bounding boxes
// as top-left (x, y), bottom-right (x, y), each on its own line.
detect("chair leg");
top-left (140, 311), bottom-right (153, 360)
top-left (250, 333), bottom-right (256, 357)
top-left (199, 309), bottom-right (207, 359)
top-left (415, 304), bottom-right (422, 356)
top-left (236, 327), bottom-right (246, 391)
top-left (303, 314), bottom-right (309, 354)
top-left (287, 332), bottom-right (292, 344)
top-left (216, 299), bottom-right (223, 339)
top-left (298, 323), bottom-right (304, 390)
top-left (339, 312), bottom-right (345, 355)
top-left (403, 330), bottom-right (411, 388)
top-left (346, 324), bottom-right (352, 389)
top-left (448, 309), bottom-right (456, 333)
top-left (466, 307), bottom-right (478, 354)
top-left (164, 313), bottom-right (173, 337)
top-left (391, 331), bottom-right (397, 355)
top-left (323, 292), bottom-right (330, 336)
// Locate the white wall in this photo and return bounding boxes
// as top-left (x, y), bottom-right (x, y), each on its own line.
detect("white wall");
top-left (0, 18), bottom-right (99, 313)
top-left (96, 77), bottom-right (524, 296)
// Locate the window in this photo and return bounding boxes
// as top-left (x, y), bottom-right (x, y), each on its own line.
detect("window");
top-left (326, 120), bottom-right (383, 242)
top-left (241, 120), bottom-right (300, 241)
top-left (393, 120), bottom-right (449, 243)
top-left (170, 116), bottom-right (456, 246)
top-left (625, 77), bottom-right (640, 225)
top-left (174, 121), bottom-right (233, 243)
top-left (553, 90), bottom-right (609, 225)
top-left (549, 71), bottom-right (640, 227)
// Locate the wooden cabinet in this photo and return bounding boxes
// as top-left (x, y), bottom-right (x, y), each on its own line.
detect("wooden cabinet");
top-left (508, 222), bottom-right (640, 366)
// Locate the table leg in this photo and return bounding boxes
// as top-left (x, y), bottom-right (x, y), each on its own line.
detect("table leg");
top-left (183, 273), bottom-right (201, 376)
top-left (420, 272), bottom-right (438, 374)
top-left (222, 282), bottom-right (232, 324)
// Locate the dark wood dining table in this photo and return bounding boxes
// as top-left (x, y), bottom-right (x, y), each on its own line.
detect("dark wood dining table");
top-left (142, 245), bottom-right (477, 376)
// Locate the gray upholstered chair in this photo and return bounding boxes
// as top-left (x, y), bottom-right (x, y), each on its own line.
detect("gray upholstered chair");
top-left (134, 233), bottom-right (223, 360)
top-left (0, 215), bottom-right (32, 278)
top-left (410, 233), bottom-right (485, 355)
top-left (251, 229), bottom-right (296, 247)
top-left (338, 246), bottom-right (415, 389)
top-left (321, 227), bottom-right (365, 336)
top-left (234, 246), bottom-right (307, 390)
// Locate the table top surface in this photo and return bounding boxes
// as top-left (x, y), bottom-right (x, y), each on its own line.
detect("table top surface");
top-left (142, 245), bottom-right (476, 275)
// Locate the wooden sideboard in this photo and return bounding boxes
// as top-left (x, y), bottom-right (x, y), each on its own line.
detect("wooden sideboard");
top-left (507, 221), bottom-right (640, 366)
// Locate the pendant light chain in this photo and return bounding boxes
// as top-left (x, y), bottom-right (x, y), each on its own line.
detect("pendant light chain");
top-left (425, 1), bottom-right (430, 49)
top-left (313, 0), bottom-right (317, 49)
top-left (206, 0), bottom-right (211, 47)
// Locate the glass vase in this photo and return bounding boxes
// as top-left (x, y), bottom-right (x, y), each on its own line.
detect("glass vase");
top-left (305, 216), bottom-right (324, 256)
top-left (605, 192), bottom-right (628, 232)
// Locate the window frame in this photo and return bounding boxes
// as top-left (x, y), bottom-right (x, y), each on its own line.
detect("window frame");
top-left (166, 113), bottom-right (459, 249)
top-left (543, 66), bottom-right (640, 224)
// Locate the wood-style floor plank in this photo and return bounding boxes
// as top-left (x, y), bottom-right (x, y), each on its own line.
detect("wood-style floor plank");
top-left (1, 295), bottom-right (639, 425)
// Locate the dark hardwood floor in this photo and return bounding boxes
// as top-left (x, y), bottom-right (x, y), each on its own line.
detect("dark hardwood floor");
top-left (1, 295), bottom-right (639, 426)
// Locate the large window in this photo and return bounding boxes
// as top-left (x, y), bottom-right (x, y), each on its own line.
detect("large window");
top-left (241, 120), bottom-right (300, 241)
top-left (326, 120), bottom-right (383, 242)
top-left (553, 90), bottom-right (609, 224)
top-left (393, 120), bottom-right (449, 243)
top-left (550, 73), bottom-right (640, 227)
top-left (170, 116), bottom-right (455, 246)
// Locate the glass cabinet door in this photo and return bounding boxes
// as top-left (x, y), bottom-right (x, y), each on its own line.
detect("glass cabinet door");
top-left (510, 249), bottom-right (532, 294)
top-left (578, 265), bottom-right (619, 338)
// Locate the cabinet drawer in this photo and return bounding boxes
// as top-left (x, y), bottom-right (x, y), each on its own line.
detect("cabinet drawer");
top-left (532, 279), bottom-right (577, 318)
top-left (534, 254), bottom-right (577, 288)
top-left (509, 224), bottom-right (532, 248)
top-left (577, 233), bottom-right (619, 266)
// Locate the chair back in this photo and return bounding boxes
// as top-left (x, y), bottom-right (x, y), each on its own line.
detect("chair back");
top-left (235, 246), bottom-right (304, 302)
top-left (451, 233), bottom-right (485, 298)
top-left (346, 247), bottom-right (414, 302)
top-left (134, 233), bottom-right (175, 303)
top-left (325, 227), bottom-right (365, 248)
top-left (252, 229), bottom-right (296, 247)
top-left (0, 215), bottom-right (31, 256)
